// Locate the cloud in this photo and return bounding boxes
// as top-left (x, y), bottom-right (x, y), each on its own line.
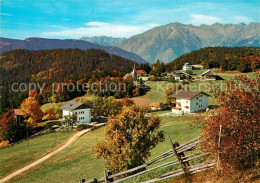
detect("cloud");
top-left (63, 19), bottom-right (71, 21)
top-left (190, 14), bottom-right (222, 25)
top-left (85, 22), bottom-right (110, 26)
top-left (41, 22), bottom-right (160, 38)
top-left (50, 25), bottom-right (66, 29)
top-left (0, 13), bottom-right (12, 16)
top-left (232, 16), bottom-right (252, 23)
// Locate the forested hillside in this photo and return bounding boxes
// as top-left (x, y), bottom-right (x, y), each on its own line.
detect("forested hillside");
top-left (166, 47), bottom-right (260, 72)
top-left (0, 49), bottom-right (139, 112)
top-left (0, 49), bottom-right (137, 84)
top-left (0, 37), bottom-right (147, 64)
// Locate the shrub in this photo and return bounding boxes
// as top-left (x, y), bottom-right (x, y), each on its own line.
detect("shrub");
top-left (77, 124), bottom-right (92, 130)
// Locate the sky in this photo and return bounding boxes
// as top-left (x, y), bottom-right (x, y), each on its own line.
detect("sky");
top-left (0, 0), bottom-right (259, 39)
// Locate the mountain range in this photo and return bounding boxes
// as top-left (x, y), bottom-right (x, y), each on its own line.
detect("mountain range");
top-left (1, 22), bottom-right (259, 64)
top-left (0, 37), bottom-right (147, 64)
top-left (81, 22), bottom-right (260, 63)
top-left (81, 36), bottom-right (126, 46)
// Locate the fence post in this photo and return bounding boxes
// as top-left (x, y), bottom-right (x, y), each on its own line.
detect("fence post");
top-left (217, 125), bottom-right (222, 172)
top-left (107, 171), bottom-right (114, 182)
top-left (104, 170), bottom-right (108, 183)
top-left (168, 136), bottom-right (189, 174)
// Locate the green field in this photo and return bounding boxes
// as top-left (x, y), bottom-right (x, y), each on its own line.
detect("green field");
top-left (0, 131), bottom-right (76, 179)
top-left (7, 114), bottom-right (202, 183)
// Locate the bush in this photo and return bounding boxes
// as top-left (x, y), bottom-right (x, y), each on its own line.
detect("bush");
top-left (77, 124), bottom-right (92, 130)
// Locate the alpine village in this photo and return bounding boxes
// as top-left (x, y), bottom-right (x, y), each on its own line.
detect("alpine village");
top-left (0, 1), bottom-right (259, 183)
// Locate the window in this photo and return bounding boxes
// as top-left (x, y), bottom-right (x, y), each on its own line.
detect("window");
top-left (196, 103), bottom-right (198, 105)
top-left (186, 100), bottom-right (188, 103)
top-left (197, 97), bottom-right (198, 100)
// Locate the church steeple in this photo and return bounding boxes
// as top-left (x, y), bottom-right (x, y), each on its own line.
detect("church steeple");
top-left (130, 63), bottom-right (137, 79)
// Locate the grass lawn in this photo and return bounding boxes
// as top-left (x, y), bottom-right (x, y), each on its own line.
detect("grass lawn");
top-left (135, 81), bottom-right (173, 103)
top-left (0, 131), bottom-right (76, 179)
top-left (41, 102), bottom-right (65, 112)
top-left (10, 114), bottom-right (203, 183)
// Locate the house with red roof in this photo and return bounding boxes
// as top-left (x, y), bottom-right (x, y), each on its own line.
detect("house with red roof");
top-left (11, 109), bottom-right (25, 124)
top-left (137, 70), bottom-right (147, 77)
top-left (149, 102), bottom-right (163, 111)
top-left (170, 90), bottom-right (210, 114)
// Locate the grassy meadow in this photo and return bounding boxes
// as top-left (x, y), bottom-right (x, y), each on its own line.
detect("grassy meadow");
top-left (7, 114), bottom-right (203, 183)
top-left (0, 131), bottom-right (76, 179)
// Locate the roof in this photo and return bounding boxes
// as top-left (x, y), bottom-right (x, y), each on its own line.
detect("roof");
top-left (201, 70), bottom-right (215, 76)
top-left (137, 70), bottom-right (146, 74)
top-left (170, 90), bottom-right (210, 99)
top-left (149, 102), bottom-right (161, 107)
top-left (60, 101), bottom-right (85, 111)
top-left (192, 64), bottom-right (204, 68)
top-left (13, 109), bottom-right (24, 116)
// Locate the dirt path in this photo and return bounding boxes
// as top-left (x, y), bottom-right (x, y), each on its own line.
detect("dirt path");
top-left (0, 127), bottom-right (95, 183)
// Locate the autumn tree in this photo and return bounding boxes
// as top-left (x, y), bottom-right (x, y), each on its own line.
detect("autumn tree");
top-left (201, 73), bottom-right (260, 173)
top-left (93, 105), bottom-right (165, 173)
top-left (42, 108), bottom-right (57, 121)
top-left (21, 91), bottom-right (44, 127)
top-left (164, 84), bottom-right (183, 103)
top-left (64, 114), bottom-right (78, 131)
top-left (0, 110), bottom-right (26, 143)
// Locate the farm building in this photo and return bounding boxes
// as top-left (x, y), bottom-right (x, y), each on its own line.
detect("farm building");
top-left (201, 70), bottom-right (224, 80)
top-left (192, 64), bottom-right (204, 70)
top-left (149, 102), bottom-right (163, 111)
top-left (11, 109), bottom-right (24, 124)
top-left (171, 90), bottom-right (210, 114)
top-left (60, 101), bottom-right (91, 123)
top-left (166, 71), bottom-right (191, 81)
top-left (174, 72), bottom-right (192, 81)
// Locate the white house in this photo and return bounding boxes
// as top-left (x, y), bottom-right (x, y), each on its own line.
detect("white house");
top-left (171, 90), bottom-right (210, 114)
top-left (60, 101), bottom-right (91, 123)
top-left (182, 63), bottom-right (192, 70)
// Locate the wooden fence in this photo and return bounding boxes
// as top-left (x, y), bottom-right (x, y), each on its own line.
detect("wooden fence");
top-left (80, 136), bottom-right (214, 183)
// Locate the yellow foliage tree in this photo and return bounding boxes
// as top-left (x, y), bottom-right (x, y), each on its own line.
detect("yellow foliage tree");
top-left (21, 91), bottom-right (43, 127)
top-left (93, 105), bottom-right (164, 173)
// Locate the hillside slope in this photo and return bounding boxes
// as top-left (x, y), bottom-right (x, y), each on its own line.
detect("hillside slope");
top-left (166, 47), bottom-right (260, 72)
top-left (0, 49), bottom-right (137, 86)
top-left (0, 37), bottom-right (147, 64)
